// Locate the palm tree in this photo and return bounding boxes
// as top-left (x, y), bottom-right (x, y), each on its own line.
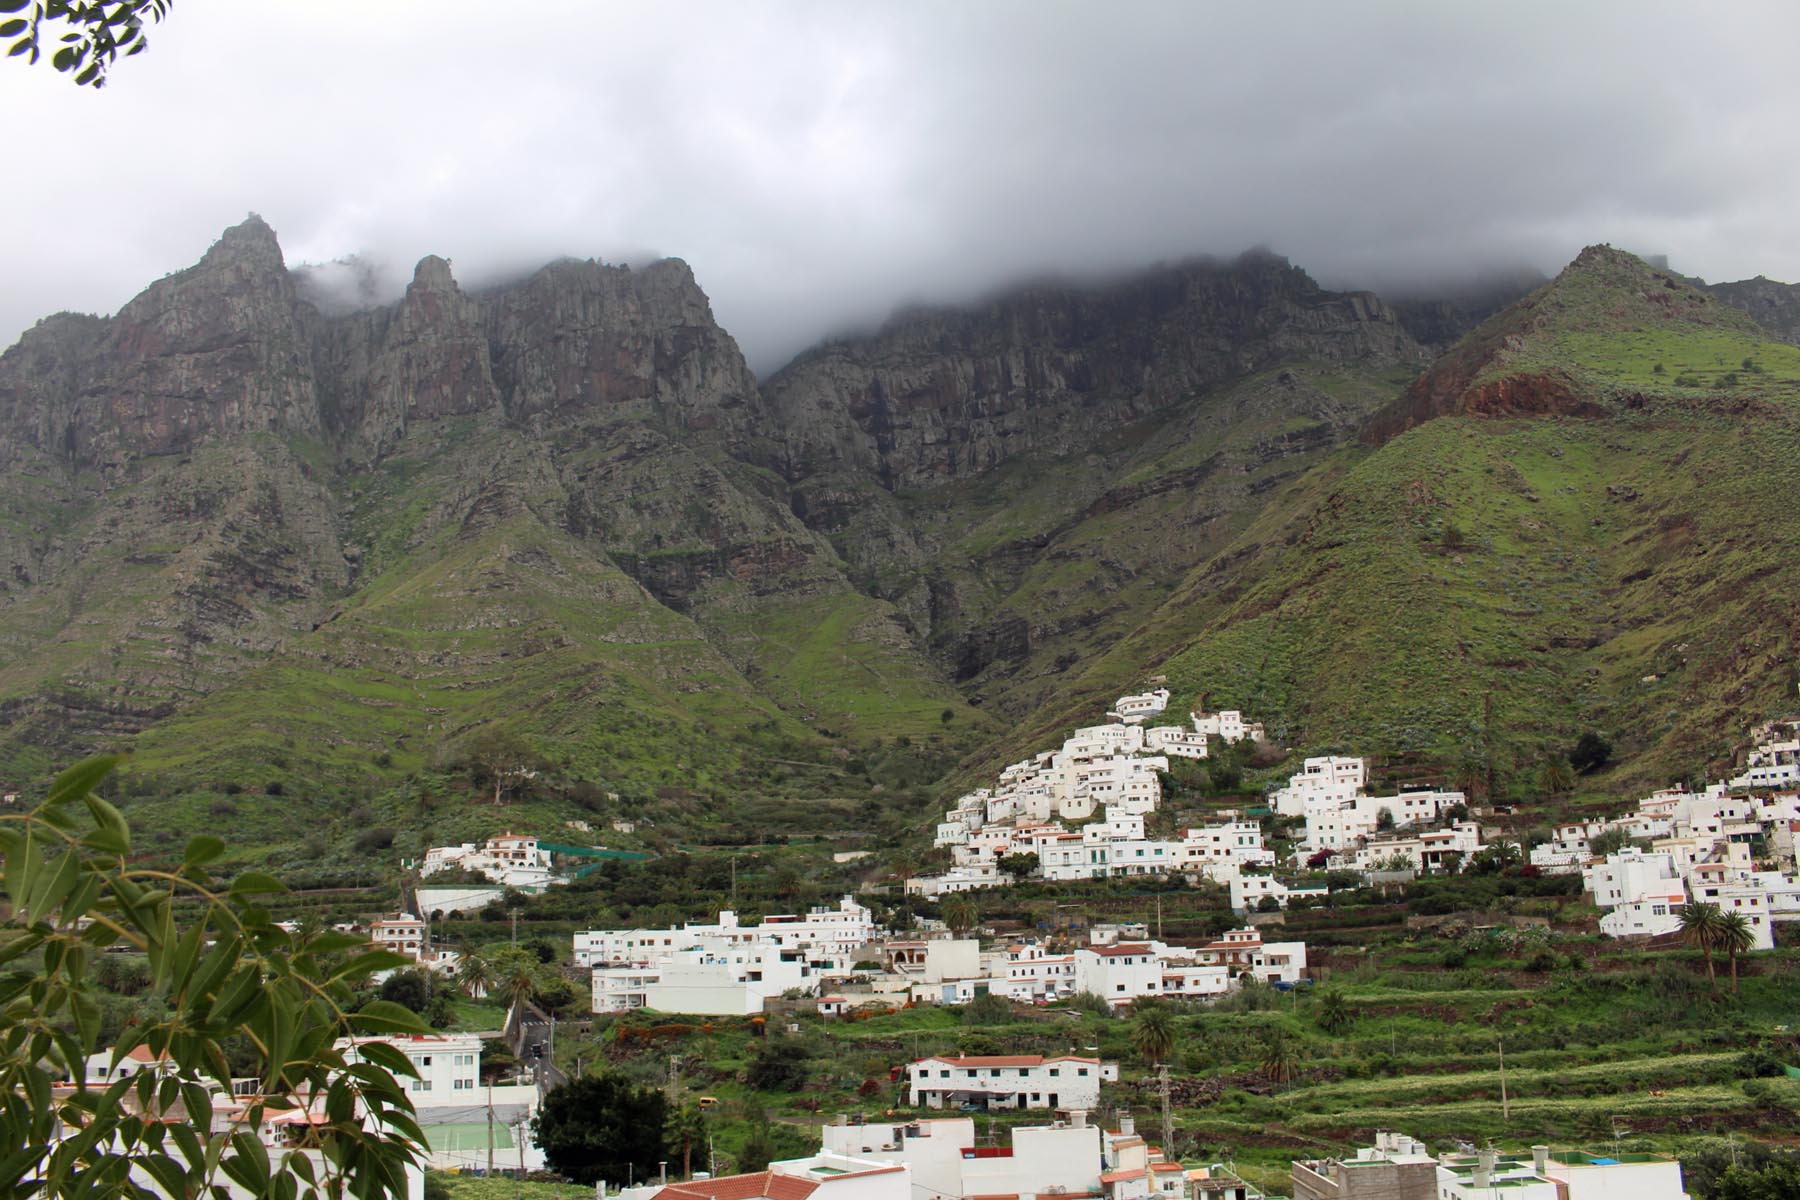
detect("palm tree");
top-left (498, 959), bottom-right (539, 1017)
top-left (1131, 1001), bottom-right (1177, 1065)
top-left (1536, 757), bottom-right (1576, 798)
top-left (457, 948), bottom-right (492, 1000)
top-left (1679, 901), bottom-right (1726, 997)
top-left (1315, 989), bottom-right (1351, 1035)
top-left (1258, 1027), bottom-right (1297, 1088)
top-left (941, 895), bottom-right (978, 937)
top-left (668, 1102), bottom-right (709, 1179)
top-left (1718, 911), bottom-right (1756, 995)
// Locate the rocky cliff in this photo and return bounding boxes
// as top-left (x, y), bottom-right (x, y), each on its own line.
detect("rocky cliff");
top-left (1706, 274), bottom-right (1800, 346)
top-left (762, 251), bottom-right (1425, 491)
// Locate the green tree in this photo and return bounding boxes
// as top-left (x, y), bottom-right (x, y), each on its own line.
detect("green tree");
top-left (739, 1103), bottom-right (776, 1173)
top-left (532, 1073), bottom-right (671, 1185)
top-left (1536, 757), bottom-right (1576, 797)
top-left (0, 755), bottom-right (429, 1197)
top-left (998, 852), bottom-right (1039, 882)
top-left (1315, 989), bottom-right (1351, 1035)
top-left (463, 727), bottom-right (536, 805)
top-left (497, 957), bottom-right (539, 1016)
top-left (1, 0), bottom-right (171, 88)
top-left (1258, 1027), bottom-right (1298, 1087)
top-left (1719, 910), bottom-right (1756, 995)
top-left (1569, 731), bottom-right (1612, 774)
top-left (1680, 901), bottom-right (1726, 998)
top-left (456, 947), bottom-right (492, 999)
top-left (941, 895), bottom-right (979, 937)
top-left (668, 1102), bottom-right (709, 1180)
top-left (1130, 1000), bottom-right (1177, 1064)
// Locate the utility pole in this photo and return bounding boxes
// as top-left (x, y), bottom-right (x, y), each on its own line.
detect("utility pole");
top-left (510, 906), bottom-right (520, 946)
top-left (1498, 1037), bottom-right (1509, 1122)
top-left (1157, 1063), bottom-right (1173, 1156)
top-left (487, 1080), bottom-right (496, 1175)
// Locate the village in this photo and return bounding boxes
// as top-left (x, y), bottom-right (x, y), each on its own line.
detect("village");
top-left (52, 688), bottom-right (1800, 1199)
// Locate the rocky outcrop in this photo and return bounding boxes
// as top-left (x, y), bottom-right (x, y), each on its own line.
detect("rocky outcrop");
top-left (0, 215), bottom-right (320, 471)
top-left (1706, 275), bottom-right (1800, 346)
top-left (762, 251), bottom-right (1426, 492)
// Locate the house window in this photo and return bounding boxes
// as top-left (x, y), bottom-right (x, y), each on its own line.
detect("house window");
top-left (1078, 1068), bottom-right (1090, 1077)
top-left (411, 1081), bottom-right (432, 1092)
top-left (455, 1078), bottom-right (474, 1090)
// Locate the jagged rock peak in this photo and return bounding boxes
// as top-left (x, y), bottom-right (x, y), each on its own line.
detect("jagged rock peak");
top-left (409, 254), bottom-right (457, 292)
top-left (201, 213), bottom-right (287, 273)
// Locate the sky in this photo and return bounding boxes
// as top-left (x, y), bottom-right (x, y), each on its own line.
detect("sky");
top-left (5, 1), bottom-right (1800, 375)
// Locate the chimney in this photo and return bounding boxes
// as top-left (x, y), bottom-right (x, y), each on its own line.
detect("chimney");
top-left (1072, 1110), bottom-right (1088, 1128)
top-left (1119, 1114), bottom-right (1135, 1135)
top-left (1532, 1146), bottom-right (1549, 1175)
top-left (1474, 1148), bottom-right (1496, 1188)
top-left (836, 1114), bottom-right (849, 1126)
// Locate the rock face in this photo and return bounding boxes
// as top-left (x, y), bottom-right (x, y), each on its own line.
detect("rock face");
top-left (763, 251), bottom-right (1425, 490)
top-left (1706, 275), bottom-right (1800, 346)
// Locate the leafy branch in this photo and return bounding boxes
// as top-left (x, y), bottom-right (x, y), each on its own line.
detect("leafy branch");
top-left (0, 754), bottom-right (431, 1198)
top-left (2, 0), bottom-right (173, 88)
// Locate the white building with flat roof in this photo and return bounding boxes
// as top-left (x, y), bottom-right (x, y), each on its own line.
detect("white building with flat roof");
top-left (906, 1054), bottom-right (1117, 1111)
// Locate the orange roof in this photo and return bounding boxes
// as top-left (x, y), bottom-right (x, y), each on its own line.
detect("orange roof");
top-left (653, 1173), bottom-right (820, 1200)
top-left (1101, 1170), bottom-right (1147, 1183)
top-left (1151, 1162), bottom-right (1185, 1173)
top-left (1088, 944), bottom-right (1154, 958)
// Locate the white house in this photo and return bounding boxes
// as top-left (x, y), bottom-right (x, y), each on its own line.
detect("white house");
top-left (1191, 710), bottom-right (1266, 745)
top-left (1073, 943), bottom-right (1168, 1004)
top-left (906, 1054), bottom-right (1117, 1110)
top-left (821, 1115), bottom-right (1105, 1200)
top-left (1583, 850), bottom-right (1688, 939)
top-left (590, 939), bottom-right (820, 1015)
top-left (1111, 688), bottom-right (1172, 724)
top-left (1270, 757), bottom-right (1366, 817)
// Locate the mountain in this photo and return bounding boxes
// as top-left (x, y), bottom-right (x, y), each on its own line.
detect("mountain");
top-left (0, 216), bottom-right (983, 834)
top-left (1035, 246), bottom-right (1800, 793)
top-left (3, 223), bottom-right (1798, 864)
top-left (1705, 275), bottom-right (1800, 347)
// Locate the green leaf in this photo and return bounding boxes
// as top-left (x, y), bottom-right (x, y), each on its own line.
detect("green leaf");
top-left (80, 792), bottom-right (131, 855)
top-left (44, 755), bottom-right (119, 809)
top-left (347, 1038), bottom-right (418, 1079)
top-left (0, 1), bottom-right (28, 14)
top-left (348, 1000), bottom-right (432, 1035)
top-left (0, 19), bottom-right (26, 35)
top-left (329, 948), bottom-right (412, 982)
top-left (301, 930), bottom-right (374, 955)
top-left (8, 39), bottom-right (32, 57)
top-left (227, 871), bottom-right (286, 898)
top-left (182, 835), bottom-right (225, 866)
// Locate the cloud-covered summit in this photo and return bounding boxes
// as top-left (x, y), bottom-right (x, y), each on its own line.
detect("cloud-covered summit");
top-left (3, 2), bottom-right (1798, 375)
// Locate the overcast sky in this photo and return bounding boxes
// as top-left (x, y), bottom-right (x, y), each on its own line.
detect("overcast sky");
top-left (5, 1), bottom-right (1799, 374)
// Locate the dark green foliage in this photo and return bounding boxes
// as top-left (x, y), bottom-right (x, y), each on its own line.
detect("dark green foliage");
top-left (531, 1073), bottom-right (670, 1185)
top-left (998, 852), bottom-right (1039, 881)
top-left (1, 0), bottom-right (170, 87)
top-left (1738, 1048), bottom-right (1786, 1079)
top-left (961, 993), bottom-right (1014, 1025)
top-left (745, 1036), bottom-right (812, 1092)
top-left (1569, 731), bottom-right (1612, 773)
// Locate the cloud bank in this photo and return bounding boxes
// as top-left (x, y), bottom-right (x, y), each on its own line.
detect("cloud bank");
top-left (4, 1), bottom-right (1799, 374)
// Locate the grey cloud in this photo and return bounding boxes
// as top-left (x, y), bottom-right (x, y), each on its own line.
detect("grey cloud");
top-left (3, 1), bottom-right (1798, 375)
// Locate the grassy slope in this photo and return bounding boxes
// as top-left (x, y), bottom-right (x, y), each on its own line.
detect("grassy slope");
top-left (965, 250), bottom-right (1800, 798)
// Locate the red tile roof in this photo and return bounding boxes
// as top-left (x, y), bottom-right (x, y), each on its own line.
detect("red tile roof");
top-left (1088, 944), bottom-right (1154, 958)
top-left (653, 1173), bottom-right (820, 1200)
top-left (1101, 1170), bottom-right (1147, 1183)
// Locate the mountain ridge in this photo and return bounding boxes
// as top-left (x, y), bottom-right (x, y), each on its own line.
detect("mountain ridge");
top-left (3, 222), bottom-right (1799, 865)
